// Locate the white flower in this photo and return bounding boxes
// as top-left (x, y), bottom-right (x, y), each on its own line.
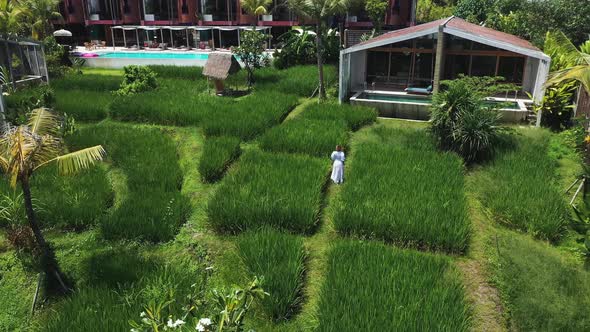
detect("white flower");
top-left (141, 317), bottom-right (150, 324)
top-left (196, 323), bottom-right (206, 332)
top-left (198, 318), bottom-right (212, 326)
top-left (140, 311), bottom-right (146, 317)
top-left (167, 318), bottom-right (185, 328)
top-left (130, 329), bottom-right (139, 332)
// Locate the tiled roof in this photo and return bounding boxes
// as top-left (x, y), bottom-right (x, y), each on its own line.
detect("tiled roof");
top-left (348, 17), bottom-right (542, 56)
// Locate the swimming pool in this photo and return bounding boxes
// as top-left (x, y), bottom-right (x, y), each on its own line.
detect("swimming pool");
top-left (99, 52), bottom-right (209, 60)
top-left (357, 92), bottom-right (521, 110)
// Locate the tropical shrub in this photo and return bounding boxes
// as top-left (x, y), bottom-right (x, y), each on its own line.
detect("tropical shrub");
top-left (259, 118), bottom-right (349, 157)
top-left (473, 130), bottom-right (569, 241)
top-left (316, 241), bottom-right (470, 331)
top-left (4, 84), bottom-right (54, 124)
top-left (334, 126), bottom-right (470, 253)
top-left (236, 228), bottom-right (306, 322)
top-left (535, 82), bottom-right (576, 131)
top-left (208, 150), bottom-right (328, 234)
top-left (116, 65), bottom-right (158, 96)
top-left (430, 77), bottom-right (504, 163)
top-left (232, 29), bottom-right (269, 87)
top-left (273, 30), bottom-right (317, 69)
top-left (199, 136), bottom-right (241, 183)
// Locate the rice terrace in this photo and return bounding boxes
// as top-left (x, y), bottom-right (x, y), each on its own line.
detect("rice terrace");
top-left (1, 0), bottom-right (590, 330)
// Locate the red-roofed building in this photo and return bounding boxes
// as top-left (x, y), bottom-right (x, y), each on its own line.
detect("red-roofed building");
top-left (339, 17), bottom-right (551, 122)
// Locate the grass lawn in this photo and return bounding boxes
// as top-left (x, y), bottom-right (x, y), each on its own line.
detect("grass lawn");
top-left (2, 65), bottom-right (589, 332)
top-left (334, 123), bottom-right (470, 253)
top-left (316, 240), bottom-right (470, 331)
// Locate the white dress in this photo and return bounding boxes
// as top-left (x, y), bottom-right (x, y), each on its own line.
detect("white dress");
top-left (330, 151), bottom-right (345, 184)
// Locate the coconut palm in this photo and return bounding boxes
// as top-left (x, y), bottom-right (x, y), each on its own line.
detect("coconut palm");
top-left (0, 0), bottom-right (25, 37)
top-left (241, 0), bottom-right (272, 27)
top-left (287, 0), bottom-right (344, 100)
top-left (0, 108), bottom-right (105, 292)
top-left (545, 31), bottom-right (590, 94)
top-left (19, 0), bottom-right (62, 40)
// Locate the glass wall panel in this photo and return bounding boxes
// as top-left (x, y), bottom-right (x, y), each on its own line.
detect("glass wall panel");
top-left (412, 53), bottom-right (434, 87)
top-left (366, 51), bottom-right (390, 83)
top-left (389, 52), bottom-right (412, 85)
top-left (443, 54), bottom-right (470, 79)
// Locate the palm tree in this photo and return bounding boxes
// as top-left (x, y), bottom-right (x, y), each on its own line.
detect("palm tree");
top-left (0, 108), bottom-right (105, 293)
top-left (287, 0), bottom-right (344, 100)
top-left (241, 0), bottom-right (272, 27)
top-left (0, 0), bottom-right (25, 37)
top-left (545, 31), bottom-right (590, 94)
top-left (19, 0), bottom-right (62, 40)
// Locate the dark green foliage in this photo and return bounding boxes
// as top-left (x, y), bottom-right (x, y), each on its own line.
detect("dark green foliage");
top-left (199, 136), bottom-right (241, 183)
top-left (201, 91), bottom-right (299, 140)
top-left (4, 84), bottom-right (54, 124)
top-left (51, 74), bottom-right (121, 92)
top-left (430, 78), bottom-right (503, 163)
top-left (334, 126), bottom-right (470, 253)
top-left (236, 228), bottom-right (306, 322)
top-left (233, 30), bottom-right (268, 86)
top-left (365, 0), bottom-right (388, 32)
top-left (256, 65), bottom-right (337, 97)
top-left (474, 131), bottom-right (569, 241)
top-left (208, 150), bottom-right (328, 234)
top-left (259, 118), bottom-right (348, 157)
top-left (43, 36), bottom-right (70, 79)
top-left (493, 232), bottom-right (590, 331)
top-left (273, 30), bottom-right (316, 69)
top-left (116, 65), bottom-right (158, 96)
top-left (54, 89), bottom-right (109, 121)
top-left (300, 101), bottom-right (378, 131)
top-left (454, 0), bottom-right (494, 22)
top-left (537, 82), bottom-right (576, 131)
top-left (67, 123), bottom-right (189, 242)
top-left (146, 65), bottom-right (204, 80)
top-left (317, 241), bottom-right (470, 331)
top-left (41, 256), bottom-right (204, 332)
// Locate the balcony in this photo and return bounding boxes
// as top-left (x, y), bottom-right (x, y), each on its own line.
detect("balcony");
top-left (143, 0), bottom-right (179, 23)
top-left (199, 0), bottom-right (237, 25)
top-left (86, 0), bottom-right (124, 23)
top-left (257, 0), bottom-right (297, 26)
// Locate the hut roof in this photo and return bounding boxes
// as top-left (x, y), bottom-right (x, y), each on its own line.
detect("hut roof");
top-left (203, 52), bottom-right (241, 80)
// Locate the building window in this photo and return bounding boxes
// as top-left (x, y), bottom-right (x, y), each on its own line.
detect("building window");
top-left (444, 54), bottom-right (470, 80)
top-left (366, 51), bottom-right (390, 83)
top-left (389, 52), bottom-right (412, 85)
top-left (412, 53), bottom-right (434, 86)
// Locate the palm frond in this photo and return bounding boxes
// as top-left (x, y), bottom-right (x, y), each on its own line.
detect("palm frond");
top-left (28, 108), bottom-right (59, 135)
top-left (43, 145), bottom-right (106, 175)
top-left (545, 31), bottom-right (582, 66)
top-left (0, 155), bottom-right (8, 173)
top-left (548, 65), bottom-right (590, 93)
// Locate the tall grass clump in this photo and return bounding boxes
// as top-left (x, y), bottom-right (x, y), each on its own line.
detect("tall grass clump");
top-left (201, 91), bottom-right (299, 140)
top-left (493, 231), bottom-right (590, 331)
top-left (316, 241), bottom-right (470, 331)
top-left (256, 65), bottom-right (337, 97)
top-left (68, 122), bottom-right (189, 242)
top-left (474, 131), bottom-right (569, 241)
top-left (208, 150), bottom-right (328, 234)
top-left (51, 74), bottom-right (121, 92)
top-left (236, 228), bottom-right (306, 322)
top-left (301, 101), bottom-right (378, 131)
top-left (334, 126), bottom-right (470, 253)
top-left (147, 65), bottom-right (204, 80)
top-left (54, 89), bottom-right (110, 121)
top-left (259, 118), bottom-right (349, 157)
top-left (199, 136), bottom-right (241, 183)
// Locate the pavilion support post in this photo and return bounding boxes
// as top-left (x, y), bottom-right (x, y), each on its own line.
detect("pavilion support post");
top-left (135, 28), bottom-right (139, 48)
top-left (185, 29), bottom-right (189, 48)
top-left (111, 28), bottom-right (115, 49)
top-left (218, 29), bottom-right (222, 49)
top-left (432, 25), bottom-right (445, 94)
top-left (237, 29), bottom-right (240, 46)
top-left (160, 29), bottom-right (164, 45)
top-left (170, 29), bottom-right (174, 48)
top-left (123, 30), bottom-right (127, 48)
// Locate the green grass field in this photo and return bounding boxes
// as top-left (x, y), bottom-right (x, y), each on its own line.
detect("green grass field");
top-left (334, 125), bottom-right (470, 253)
top-left (316, 241), bottom-right (470, 331)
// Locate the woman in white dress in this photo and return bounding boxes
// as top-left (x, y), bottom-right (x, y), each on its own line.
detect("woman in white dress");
top-left (330, 145), bottom-right (345, 184)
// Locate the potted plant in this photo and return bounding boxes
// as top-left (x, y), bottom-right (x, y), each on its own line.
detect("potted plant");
top-left (203, 2), bottom-right (214, 21)
top-left (90, 13), bottom-right (100, 20)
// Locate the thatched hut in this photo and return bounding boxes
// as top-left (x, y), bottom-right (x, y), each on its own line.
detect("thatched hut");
top-left (203, 52), bottom-right (241, 95)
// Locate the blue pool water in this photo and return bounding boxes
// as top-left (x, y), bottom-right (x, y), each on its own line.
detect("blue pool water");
top-left (99, 52), bottom-right (209, 60)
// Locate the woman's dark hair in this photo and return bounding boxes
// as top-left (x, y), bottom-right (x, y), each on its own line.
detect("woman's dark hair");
top-left (336, 145), bottom-right (342, 152)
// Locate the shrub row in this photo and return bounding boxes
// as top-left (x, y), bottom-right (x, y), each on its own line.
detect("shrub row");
top-left (208, 150), bottom-right (328, 234)
top-left (474, 131), bottom-right (569, 241)
top-left (199, 136), bottom-right (241, 183)
top-left (316, 241), bottom-right (470, 331)
top-left (68, 122), bottom-right (189, 242)
top-left (334, 126), bottom-right (470, 253)
top-left (236, 228), bottom-right (306, 322)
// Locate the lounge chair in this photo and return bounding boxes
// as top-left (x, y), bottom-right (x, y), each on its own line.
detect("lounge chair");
top-left (159, 43), bottom-right (168, 50)
top-left (405, 85), bottom-right (433, 95)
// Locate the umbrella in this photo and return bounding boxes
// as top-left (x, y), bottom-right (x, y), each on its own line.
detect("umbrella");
top-left (53, 29), bottom-right (73, 37)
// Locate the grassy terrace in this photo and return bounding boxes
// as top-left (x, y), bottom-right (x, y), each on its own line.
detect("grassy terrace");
top-left (1, 65), bottom-right (589, 331)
